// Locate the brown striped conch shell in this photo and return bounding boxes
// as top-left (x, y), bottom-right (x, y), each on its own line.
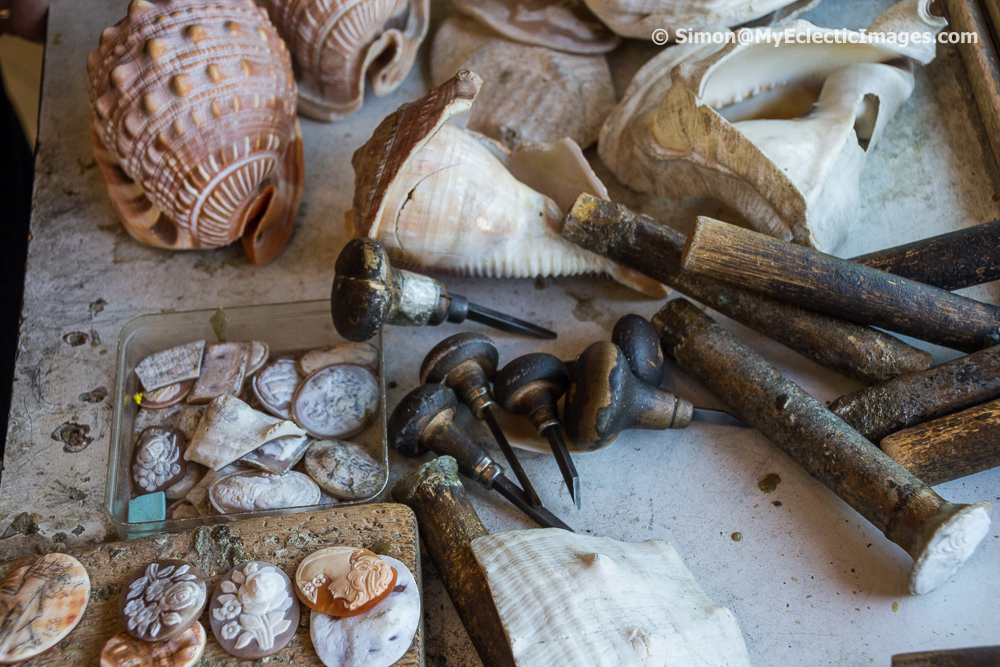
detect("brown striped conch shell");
top-left (350, 71), bottom-right (666, 297)
top-left (87, 0), bottom-right (304, 265)
top-left (266, 0), bottom-right (430, 121)
top-left (582, 0), bottom-right (818, 40)
top-left (431, 15), bottom-right (615, 149)
top-left (599, 0), bottom-right (946, 252)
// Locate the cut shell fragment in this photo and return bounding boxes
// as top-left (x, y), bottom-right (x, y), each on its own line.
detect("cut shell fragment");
top-left (134, 341), bottom-right (205, 392)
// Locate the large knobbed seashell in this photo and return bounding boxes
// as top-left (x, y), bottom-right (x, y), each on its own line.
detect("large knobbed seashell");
top-left (349, 71), bottom-right (666, 297)
top-left (599, 0), bottom-right (946, 252)
top-left (87, 0), bottom-right (304, 265)
top-left (266, 0), bottom-right (430, 121)
top-left (431, 15), bottom-right (615, 149)
top-left (582, 0), bottom-right (818, 40)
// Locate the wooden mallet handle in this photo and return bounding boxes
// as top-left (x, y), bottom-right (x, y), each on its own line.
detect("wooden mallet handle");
top-left (652, 298), bottom-right (993, 595)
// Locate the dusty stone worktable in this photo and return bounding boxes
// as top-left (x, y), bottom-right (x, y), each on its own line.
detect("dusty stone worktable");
top-left (3, 0), bottom-right (1000, 664)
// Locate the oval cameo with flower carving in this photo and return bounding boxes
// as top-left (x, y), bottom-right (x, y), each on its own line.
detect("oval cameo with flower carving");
top-left (118, 560), bottom-right (207, 642)
top-left (294, 546), bottom-right (397, 616)
top-left (209, 561), bottom-right (299, 659)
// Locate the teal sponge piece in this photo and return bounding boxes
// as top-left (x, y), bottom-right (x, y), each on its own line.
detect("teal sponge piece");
top-left (128, 491), bottom-right (166, 523)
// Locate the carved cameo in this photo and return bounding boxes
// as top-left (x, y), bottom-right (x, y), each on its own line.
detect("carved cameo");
top-left (291, 365), bottom-right (380, 439)
top-left (209, 471), bottom-right (321, 514)
top-left (294, 546), bottom-right (396, 616)
top-left (119, 560), bottom-right (207, 642)
top-left (304, 440), bottom-right (383, 500)
top-left (187, 342), bottom-right (251, 404)
top-left (131, 426), bottom-right (187, 494)
top-left (100, 621), bottom-right (206, 667)
top-left (252, 359), bottom-right (300, 419)
top-left (241, 434), bottom-right (313, 475)
top-left (311, 556), bottom-right (420, 667)
top-left (209, 561), bottom-right (299, 658)
top-left (0, 553), bottom-right (90, 663)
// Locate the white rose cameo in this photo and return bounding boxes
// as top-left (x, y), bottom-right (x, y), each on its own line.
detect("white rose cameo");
top-left (212, 562), bottom-right (296, 652)
top-left (120, 560), bottom-right (207, 642)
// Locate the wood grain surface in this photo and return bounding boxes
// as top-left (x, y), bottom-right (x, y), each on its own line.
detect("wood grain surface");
top-left (561, 195), bottom-right (931, 384)
top-left (851, 219), bottom-right (1000, 290)
top-left (892, 644), bottom-right (1000, 666)
top-left (0, 504), bottom-right (422, 666)
top-left (829, 345), bottom-right (1000, 442)
top-left (681, 217), bottom-right (1000, 352)
top-left (881, 398), bottom-right (1000, 485)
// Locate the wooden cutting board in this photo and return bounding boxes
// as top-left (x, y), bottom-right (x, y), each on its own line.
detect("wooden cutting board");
top-left (0, 504), bottom-right (423, 666)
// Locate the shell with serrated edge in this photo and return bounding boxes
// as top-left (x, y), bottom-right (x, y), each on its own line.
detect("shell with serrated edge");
top-left (87, 0), bottom-right (304, 265)
top-left (266, 0), bottom-right (430, 121)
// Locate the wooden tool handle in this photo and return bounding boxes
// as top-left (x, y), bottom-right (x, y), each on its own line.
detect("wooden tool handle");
top-left (892, 645), bottom-right (1000, 666)
top-left (830, 345), bottom-right (1000, 441)
top-left (681, 217), bottom-right (1000, 352)
top-left (881, 398), bottom-right (1000, 485)
top-left (653, 299), bottom-right (993, 595)
top-left (391, 457), bottom-right (516, 667)
top-left (561, 195), bottom-right (931, 384)
top-left (851, 220), bottom-right (1000, 290)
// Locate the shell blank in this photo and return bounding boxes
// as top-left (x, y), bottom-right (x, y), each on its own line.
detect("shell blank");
top-left (267, 0), bottom-right (430, 121)
top-left (431, 15), bottom-right (615, 149)
top-left (87, 0), bottom-right (304, 264)
top-left (472, 529), bottom-right (753, 667)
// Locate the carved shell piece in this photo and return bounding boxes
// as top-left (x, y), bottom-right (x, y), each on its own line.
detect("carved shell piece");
top-left (294, 546), bottom-right (397, 616)
top-left (472, 529), bottom-right (753, 666)
top-left (100, 622), bottom-right (206, 667)
top-left (209, 561), bottom-right (299, 658)
top-left (431, 16), bottom-right (614, 149)
top-left (241, 433), bottom-right (313, 474)
top-left (599, 0), bottom-right (947, 252)
top-left (297, 342), bottom-right (380, 376)
top-left (87, 0), bottom-right (304, 265)
top-left (135, 341), bottom-right (205, 392)
top-left (119, 560), bottom-right (208, 642)
top-left (209, 471), bottom-right (321, 513)
top-left (453, 0), bottom-right (619, 54)
top-left (581, 0), bottom-right (818, 40)
top-left (186, 394), bottom-right (307, 470)
top-left (351, 71), bottom-right (666, 297)
top-left (310, 556), bottom-right (420, 667)
top-left (266, 0), bottom-right (430, 121)
top-left (0, 554), bottom-right (91, 664)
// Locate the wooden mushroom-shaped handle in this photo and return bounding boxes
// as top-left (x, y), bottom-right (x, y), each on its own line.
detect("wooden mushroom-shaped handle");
top-left (331, 238), bottom-right (449, 341)
top-left (611, 314), bottom-right (665, 387)
top-left (492, 353), bottom-right (567, 432)
top-left (564, 341), bottom-right (693, 451)
top-left (420, 332), bottom-right (499, 417)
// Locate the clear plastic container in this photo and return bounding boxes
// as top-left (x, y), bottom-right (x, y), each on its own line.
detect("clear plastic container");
top-left (106, 300), bottom-right (387, 540)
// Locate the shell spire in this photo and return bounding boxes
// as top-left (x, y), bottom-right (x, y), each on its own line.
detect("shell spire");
top-left (87, 0), bottom-right (304, 264)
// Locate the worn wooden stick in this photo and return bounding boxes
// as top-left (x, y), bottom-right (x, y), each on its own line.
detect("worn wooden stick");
top-left (851, 220), bottom-right (1000, 290)
top-left (391, 457), bottom-right (515, 667)
top-left (829, 345), bottom-right (1000, 442)
top-left (561, 195), bottom-right (931, 385)
top-left (940, 0), bottom-right (1000, 170)
top-left (681, 217), bottom-right (1000, 352)
top-left (892, 645), bottom-right (1000, 666)
top-left (881, 398), bottom-right (1000, 485)
top-left (652, 298), bottom-right (993, 595)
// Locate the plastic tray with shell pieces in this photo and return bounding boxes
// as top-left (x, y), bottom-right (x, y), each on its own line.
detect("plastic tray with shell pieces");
top-left (105, 300), bottom-right (388, 540)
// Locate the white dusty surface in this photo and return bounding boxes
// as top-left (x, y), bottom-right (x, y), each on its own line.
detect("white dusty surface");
top-left (2, 1), bottom-right (999, 665)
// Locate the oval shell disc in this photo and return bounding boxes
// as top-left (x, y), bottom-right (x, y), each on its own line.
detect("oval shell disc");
top-left (303, 439), bottom-right (384, 501)
top-left (209, 471), bottom-right (321, 514)
top-left (141, 379), bottom-right (193, 409)
top-left (291, 365), bottom-right (380, 439)
top-left (131, 425), bottom-right (187, 494)
top-left (245, 341), bottom-right (270, 376)
top-left (100, 621), bottom-right (206, 667)
top-left (119, 560), bottom-right (208, 642)
top-left (252, 359), bottom-right (299, 419)
top-left (297, 342), bottom-right (379, 377)
top-left (294, 546), bottom-right (396, 616)
top-left (0, 553), bottom-right (91, 663)
top-left (209, 561), bottom-right (299, 659)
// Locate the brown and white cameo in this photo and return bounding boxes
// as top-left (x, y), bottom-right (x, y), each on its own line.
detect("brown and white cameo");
top-left (209, 471), bottom-right (321, 514)
top-left (294, 546), bottom-right (396, 616)
top-left (291, 365), bottom-right (380, 439)
top-left (252, 359), bottom-right (300, 419)
top-left (100, 621), bottom-right (206, 667)
top-left (141, 379), bottom-right (193, 409)
top-left (0, 553), bottom-right (90, 663)
top-left (134, 341), bottom-right (205, 392)
top-left (297, 342), bottom-right (379, 377)
top-left (209, 561), bottom-right (299, 658)
top-left (245, 341), bottom-right (270, 376)
top-left (241, 434), bottom-right (312, 475)
top-left (311, 556), bottom-right (420, 667)
top-left (187, 342), bottom-right (251, 404)
top-left (119, 560), bottom-right (207, 642)
top-left (304, 440), bottom-right (383, 500)
top-left (131, 425), bottom-right (187, 494)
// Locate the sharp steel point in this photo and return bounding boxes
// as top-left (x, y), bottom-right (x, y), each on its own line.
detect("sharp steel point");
top-left (493, 475), bottom-right (574, 532)
top-left (465, 301), bottom-right (558, 339)
top-left (484, 408), bottom-right (542, 506)
top-left (544, 426), bottom-right (581, 510)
